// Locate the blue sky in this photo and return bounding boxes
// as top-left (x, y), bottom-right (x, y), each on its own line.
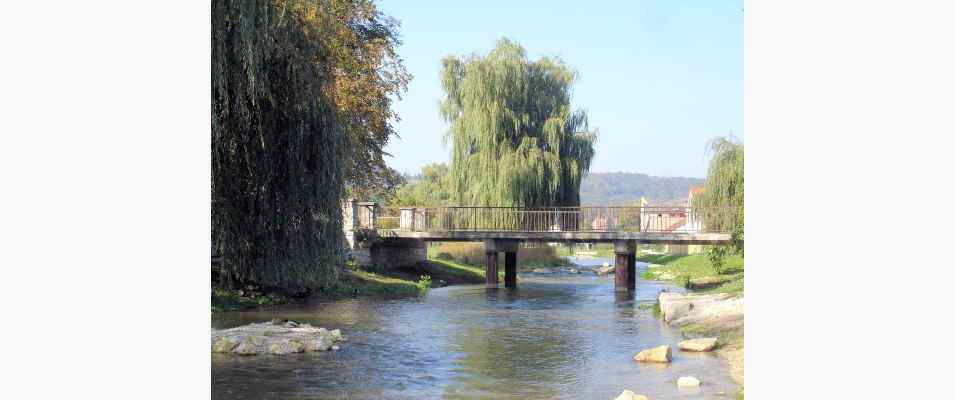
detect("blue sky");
top-left (379, 0), bottom-right (741, 178)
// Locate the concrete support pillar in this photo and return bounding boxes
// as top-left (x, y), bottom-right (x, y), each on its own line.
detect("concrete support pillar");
top-left (485, 251), bottom-right (499, 288)
top-left (504, 251), bottom-right (517, 288)
top-left (485, 239), bottom-right (520, 289)
top-left (613, 240), bottom-right (637, 292)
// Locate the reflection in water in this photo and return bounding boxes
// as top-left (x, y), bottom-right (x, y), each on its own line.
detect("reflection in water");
top-left (212, 258), bottom-right (739, 399)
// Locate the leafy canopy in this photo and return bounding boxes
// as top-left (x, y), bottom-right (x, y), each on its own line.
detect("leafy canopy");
top-left (439, 38), bottom-right (597, 207)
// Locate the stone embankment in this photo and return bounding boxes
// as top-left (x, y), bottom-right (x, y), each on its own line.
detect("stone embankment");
top-left (211, 320), bottom-right (345, 355)
top-left (658, 291), bottom-right (744, 385)
top-left (618, 292), bottom-right (744, 398)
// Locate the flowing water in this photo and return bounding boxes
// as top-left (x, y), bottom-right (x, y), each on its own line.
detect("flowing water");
top-left (212, 257), bottom-right (740, 399)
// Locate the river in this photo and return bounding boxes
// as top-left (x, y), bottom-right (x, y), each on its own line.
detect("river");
top-left (211, 257), bottom-right (740, 399)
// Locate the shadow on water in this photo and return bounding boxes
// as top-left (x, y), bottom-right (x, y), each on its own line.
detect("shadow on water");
top-left (211, 257), bottom-right (739, 400)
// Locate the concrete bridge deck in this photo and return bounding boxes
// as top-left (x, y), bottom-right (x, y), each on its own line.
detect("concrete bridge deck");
top-left (379, 229), bottom-right (730, 244)
top-left (343, 201), bottom-right (740, 292)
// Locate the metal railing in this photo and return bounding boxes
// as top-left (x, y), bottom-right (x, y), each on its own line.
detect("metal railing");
top-left (371, 206), bottom-right (738, 234)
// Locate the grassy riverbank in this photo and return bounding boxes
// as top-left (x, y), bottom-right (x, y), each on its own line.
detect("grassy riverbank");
top-left (639, 253), bottom-right (744, 295)
top-left (211, 257), bottom-right (498, 313)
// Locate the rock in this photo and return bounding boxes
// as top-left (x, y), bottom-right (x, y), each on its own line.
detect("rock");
top-left (613, 390), bottom-right (649, 400)
top-left (211, 336), bottom-right (239, 353)
top-left (633, 345), bottom-right (672, 363)
top-left (268, 339), bottom-right (305, 355)
top-left (566, 268), bottom-right (580, 274)
top-left (532, 268), bottom-right (553, 274)
top-left (211, 322), bottom-right (344, 355)
top-left (658, 292), bottom-right (743, 326)
top-left (677, 376), bottom-right (701, 387)
top-left (595, 265), bottom-right (615, 276)
top-left (331, 345), bottom-right (341, 351)
top-left (678, 337), bottom-right (718, 352)
top-left (233, 339), bottom-right (259, 356)
top-left (304, 335), bottom-right (334, 352)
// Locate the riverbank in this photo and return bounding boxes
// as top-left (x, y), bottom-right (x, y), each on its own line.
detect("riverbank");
top-left (212, 258), bottom-right (497, 313)
top-left (640, 253), bottom-right (744, 395)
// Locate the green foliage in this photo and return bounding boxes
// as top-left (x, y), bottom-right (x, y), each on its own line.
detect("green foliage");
top-left (693, 136), bottom-right (744, 254)
top-left (440, 38), bottom-right (597, 207)
top-left (212, 0), bottom-right (347, 290)
top-left (416, 275), bottom-right (432, 292)
top-left (211, 0), bottom-right (407, 291)
top-left (392, 163), bottom-right (452, 206)
top-left (638, 252), bottom-right (744, 295)
top-left (707, 246), bottom-right (728, 275)
top-left (325, 0), bottom-right (412, 202)
top-left (211, 287), bottom-right (288, 313)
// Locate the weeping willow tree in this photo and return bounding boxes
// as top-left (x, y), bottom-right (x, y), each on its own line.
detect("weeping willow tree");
top-left (212, 0), bottom-right (348, 291)
top-left (692, 136), bottom-right (744, 256)
top-left (440, 38), bottom-right (597, 208)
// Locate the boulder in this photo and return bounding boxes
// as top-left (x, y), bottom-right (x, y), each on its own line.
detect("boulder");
top-left (678, 337), bottom-right (718, 352)
top-left (658, 292), bottom-right (742, 326)
top-left (613, 390), bottom-right (649, 400)
top-left (211, 322), bottom-right (344, 355)
top-left (633, 345), bottom-right (672, 363)
top-left (677, 376), bottom-right (701, 387)
top-left (566, 268), bottom-right (580, 274)
top-left (532, 268), bottom-right (554, 274)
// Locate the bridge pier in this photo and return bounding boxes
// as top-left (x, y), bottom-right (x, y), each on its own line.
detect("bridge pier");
top-left (485, 240), bottom-right (520, 289)
top-left (613, 240), bottom-right (637, 292)
top-left (484, 250), bottom-right (498, 288)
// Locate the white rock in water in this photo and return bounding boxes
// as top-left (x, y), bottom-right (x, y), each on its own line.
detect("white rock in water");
top-left (678, 376), bottom-right (701, 387)
top-left (211, 322), bottom-right (343, 355)
top-left (614, 390), bottom-right (649, 400)
top-left (633, 345), bottom-right (672, 363)
top-left (678, 337), bottom-right (718, 352)
top-left (602, 262), bottom-right (610, 267)
top-left (331, 345), bottom-right (341, 351)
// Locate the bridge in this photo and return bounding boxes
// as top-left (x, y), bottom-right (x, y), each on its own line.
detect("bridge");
top-left (343, 200), bottom-right (737, 292)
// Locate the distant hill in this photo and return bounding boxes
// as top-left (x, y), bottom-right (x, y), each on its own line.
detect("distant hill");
top-left (579, 172), bottom-right (704, 205)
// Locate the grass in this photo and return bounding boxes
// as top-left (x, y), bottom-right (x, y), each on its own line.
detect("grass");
top-left (638, 252), bottom-right (744, 295)
top-left (211, 287), bottom-right (288, 313)
top-left (425, 258), bottom-right (496, 282)
top-left (427, 242), bottom-right (566, 271)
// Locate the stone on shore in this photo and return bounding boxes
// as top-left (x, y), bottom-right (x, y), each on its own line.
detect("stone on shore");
top-left (613, 390), bottom-right (649, 400)
top-left (657, 292), bottom-right (743, 328)
top-left (532, 268), bottom-right (554, 274)
top-left (212, 321), bottom-right (344, 356)
top-left (677, 376), bottom-right (701, 387)
top-left (633, 345), bottom-right (672, 363)
top-left (678, 337), bottom-right (718, 352)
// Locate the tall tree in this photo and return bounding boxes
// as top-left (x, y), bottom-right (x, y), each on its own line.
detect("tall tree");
top-left (212, 0), bottom-right (349, 290)
top-left (319, 0), bottom-right (411, 200)
top-left (439, 38), bottom-right (597, 207)
top-left (391, 163), bottom-right (452, 206)
top-left (692, 136), bottom-right (744, 253)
